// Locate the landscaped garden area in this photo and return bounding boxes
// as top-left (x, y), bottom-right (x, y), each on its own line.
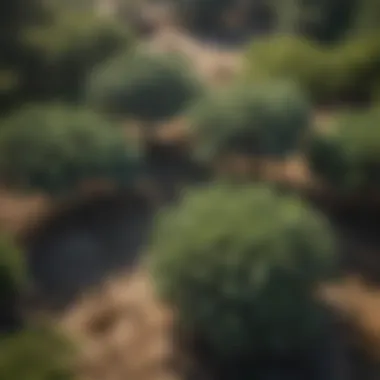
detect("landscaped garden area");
top-left (1, 0), bottom-right (380, 379)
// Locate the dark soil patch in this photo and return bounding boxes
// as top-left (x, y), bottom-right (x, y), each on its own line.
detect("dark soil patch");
top-left (26, 190), bottom-right (154, 309)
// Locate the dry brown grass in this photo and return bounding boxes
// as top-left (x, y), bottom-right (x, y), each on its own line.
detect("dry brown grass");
top-left (0, 187), bottom-right (52, 237)
top-left (320, 277), bottom-right (380, 361)
top-left (59, 270), bottom-right (181, 380)
top-left (57, 267), bottom-right (380, 380)
top-left (0, 181), bottom-right (123, 241)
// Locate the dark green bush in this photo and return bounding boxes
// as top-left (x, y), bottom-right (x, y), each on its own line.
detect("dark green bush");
top-left (0, 235), bottom-right (25, 331)
top-left (0, 105), bottom-right (142, 194)
top-left (87, 50), bottom-right (203, 121)
top-left (189, 81), bottom-right (311, 162)
top-left (0, 326), bottom-right (74, 380)
top-left (23, 10), bottom-right (134, 103)
top-left (149, 184), bottom-right (337, 358)
top-left (244, 34), bottom-right (380, 104)
top-left (173, 0), bottom-right (232, 34)
top-left (307, 109), bottom-right (380, 191)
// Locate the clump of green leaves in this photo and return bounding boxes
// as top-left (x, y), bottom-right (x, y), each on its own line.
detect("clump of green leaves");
top-left (0, 235), bottom-right (25, 293)
top-left (307, 109), bottom-right (380, 191)
top-left (149, 184), bottom-right (337, 358)
top-left (0, 235), bottom-right (26, 330)
top-left (87, 50), bottom-right (203, 121)
top-left (0, 326), bottom-right (75, 380)
top-left (243, 34), bottom-right (380, 105)
top-left (23, 9), bottom-right (134, 103)
top-left (0, 104), bottom-right (142, 194)
top-left (189, 81), bottom-right (311, 162)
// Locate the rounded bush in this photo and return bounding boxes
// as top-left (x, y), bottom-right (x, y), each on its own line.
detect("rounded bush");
top-left (243, 34), bottom-right (380, 104)
top-left (24, 10), bottom-right (134, 102)
top-left (87, 50), bottom-right (203, 121)
top-left (0, 105), bottom-right (142, 194)
top-left (0, 327), bottom-right (74, 380)
top-left (149, 184), bottom-right (337, 358)
top-left (244, 36), bottom-right (326, 99)
top-left (307, 109), bottom-right (380, 191)
top-left (189, 82), bottom-right (311, 162)
top-left (244, 36), bottom-right (323, 80)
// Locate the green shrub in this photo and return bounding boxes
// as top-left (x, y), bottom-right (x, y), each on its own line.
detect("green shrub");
top-left (307, 109), bottom-right (380, 191)
top-left (23, 10), bottom-right (134, 102)
top-left (326, 35), bottom-right (380, 102)
top-left (0, 105), bottom-right (142, 194)
top-left (0, 235), bottom-right (25, 294)
top-left (244, 36), bottom-right (323, 82)
top-left (0, 235), bottom-right (26, 330)
top-left (243, 34), bottom-right (380, 104)
top-left (0, 326), bottom-right (74, 380)
top-left (189, 81), bottom-right (311, 162)
top-left (149, 184), bottom-right (337, 358)
top-left (87, 50), bottom-right (203, 121)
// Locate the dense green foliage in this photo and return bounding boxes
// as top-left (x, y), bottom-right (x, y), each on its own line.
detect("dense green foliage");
top-left (0, 327), bottom-right (74, 380)
top-left (0, 1), bottom-right (133, 111)
top-left (0, 105), bottom-right (142, 194)
top-left (0, 235), bottom-right (25, 293)
top-left (0, 226), bottom-right (74, 379)
top-left (2, 0), bottom-right (380, 376)
top-left (189, 82), bottom-right (310, 162)
top-left (244, 34), bottom-right (380, 105)
top-left (23, 10), bottom-right (134, 103)
top-left (307, 109), bottom-right (380, 191)
top-left (0, 235), bottom-right (26, 331)
top-left (88, 51), bottom-right (202, 121)
top-left (149, 185), bottom-right (337, 358)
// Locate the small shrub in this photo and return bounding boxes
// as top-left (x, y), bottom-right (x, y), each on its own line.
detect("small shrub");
top-left (243, 34), bottom-right (380, 104)
top-left (0, 104), bottom-right (142, 194)
top-left (244, 36), bottom-right (327, 100)
top-left (23, 10), bottom-right (134, 102)
top-left (149, 184), bottom-right (337, 358)
top-left (0, 326), bottom-right (74, 380)
top-left (189, 81), bottom-right (311, 162)
top-left (87, 51), bottom-right (203, 121)
top-left (244, 36), bottom-right (323, 81)
top-left (307, 109), bottom-right (380, 191)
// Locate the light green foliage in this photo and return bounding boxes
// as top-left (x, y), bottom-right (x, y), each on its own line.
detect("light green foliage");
top-left (189, 82), bottom-right (311, 162)
top-left (0, 105), bottom-right (142, 194)
top-left (0, 327), bottom-right (74, 380)
top-left (244, 36), bottom-right (325, 98)
top-left (87, 50), bottom-right (203, 121)
top-left (149, 184), bottom-right (337, 357)
top-left (307, 109), bottom-right (380, 191)
top-left (244, 34), bottom-right (380, 104)
top-left (25, 10), bottom-right (133, 64)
